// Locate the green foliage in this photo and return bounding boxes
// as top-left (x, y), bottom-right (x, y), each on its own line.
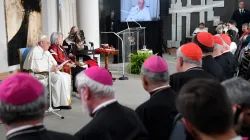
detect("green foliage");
top-left (127, 52), bottom-right (155, 74)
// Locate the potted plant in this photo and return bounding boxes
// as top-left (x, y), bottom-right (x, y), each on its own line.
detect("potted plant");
top-left (127, 51), bottom-right (155, 74)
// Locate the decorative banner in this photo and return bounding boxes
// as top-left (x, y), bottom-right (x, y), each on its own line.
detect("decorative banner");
top-left (168, 0), bottom-right (225, 48)
top-left (4, 0), bottom-right (42, 66)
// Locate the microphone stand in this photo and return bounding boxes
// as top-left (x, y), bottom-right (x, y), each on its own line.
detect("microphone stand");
top-left (101, 32), bottom-right (129, 80)
top-left (45, 53), bottom-right (64, 119)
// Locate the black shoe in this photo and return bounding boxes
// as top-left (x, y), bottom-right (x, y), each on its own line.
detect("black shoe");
top-left (52, 106), bottom-right (61, 110)
top-left (60, 106), bottom-right (72, 110)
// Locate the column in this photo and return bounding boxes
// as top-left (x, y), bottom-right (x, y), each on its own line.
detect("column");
top-left (0, 0), bottom-right (9, 73)
top-left (76, 0), bottom-right (100, 65)
top-left (76, 0), bottom-right (100, 49)
top-left (42, 0), bottom-right (58, 37)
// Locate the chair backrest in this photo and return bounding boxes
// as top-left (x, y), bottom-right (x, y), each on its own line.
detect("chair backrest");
top-left (18, 47), bottom-right (32, 71)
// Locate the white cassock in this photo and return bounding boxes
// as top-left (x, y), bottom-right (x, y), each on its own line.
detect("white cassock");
top-left (126, 5), bottom-right (151, 21)
top-left (192, 28), bottom-right (208, 36)
top-left (23, 46), bottom-right (71, 107)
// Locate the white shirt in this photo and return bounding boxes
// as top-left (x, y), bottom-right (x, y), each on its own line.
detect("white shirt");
top-left (126, 5), bottom-right (151, 21)
top-left (23, 45), bottom-right (57, 72)
top-left (152, 85), bottom-right (170, 92)
top-left (239, 9), bottom-right (245, 14)
top-left (192, 28), bottom-right (208, 36)
top-left (6, 123), bottom-right (43, 137)
top-left (231, 136), bottom-right (243, 140)
top-left (92, 99), bottom-right (117, 114)
top-left (230, 42), bottom-right (237, 55)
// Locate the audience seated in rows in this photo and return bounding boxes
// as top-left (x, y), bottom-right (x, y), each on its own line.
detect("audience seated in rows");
top-left (193, 32), bottom-right (226, 81)
top-left (213, 34), bottom-right (238, 79)
top-left (170, 43), bottom-right (215, 93)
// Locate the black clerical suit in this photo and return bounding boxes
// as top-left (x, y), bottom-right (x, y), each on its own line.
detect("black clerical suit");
top-left (214, 52), bottom-right (238, 79)
top-left (232, 9), bottom-right (250, 35)
top-left (135, 86), bottom-right (177, 140)
top-left (75, 101), bottom-right (149, 140)
top-left (170, 67), bottom-right (215, 93)
top-left (202, 55), bottom-right (226, 82)
top-left (7, 125), bottom-right (78, 140)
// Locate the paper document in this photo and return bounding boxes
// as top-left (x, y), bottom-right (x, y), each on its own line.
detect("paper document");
top-left (58, 60), bottom-right (70, 68)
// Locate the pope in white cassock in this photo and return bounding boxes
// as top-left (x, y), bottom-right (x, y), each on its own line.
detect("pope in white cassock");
top-left (23, 35), bottom-right (72, 110)
top-left (126, 0), bottom-right (151, 21)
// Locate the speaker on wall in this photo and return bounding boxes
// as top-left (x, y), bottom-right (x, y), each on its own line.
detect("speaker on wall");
top-left (160, 0), bottom-right (170, 17)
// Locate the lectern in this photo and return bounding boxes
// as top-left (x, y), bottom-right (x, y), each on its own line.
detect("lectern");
top-left (117, 27), bottom-right (146, 62)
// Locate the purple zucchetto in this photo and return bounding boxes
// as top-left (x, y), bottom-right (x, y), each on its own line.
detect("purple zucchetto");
top-left (84, 66), bottom-right (113, 86)
top-left (143, 56), bottom-right (168, 72)
top-left (0, 73), bottom-right (44, 105)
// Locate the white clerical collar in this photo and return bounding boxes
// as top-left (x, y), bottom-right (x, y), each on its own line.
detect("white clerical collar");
top-left (152, 85), bottom-right (170, 92)
top-left (92, 99), bottom-right (117, 114)
top-left (37, 45), bottom-right (44, 52)
top-left (6, 123), bottom-right (43, 137)
top-left (230, 136), bottom-right (242, 140)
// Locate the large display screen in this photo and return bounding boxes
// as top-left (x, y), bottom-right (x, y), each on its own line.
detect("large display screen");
top-left (121, 0), bottom-right (160, 22)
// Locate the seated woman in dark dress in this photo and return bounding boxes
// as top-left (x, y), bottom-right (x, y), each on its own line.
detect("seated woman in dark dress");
top-left (63, 27), bottom-right (98, 67)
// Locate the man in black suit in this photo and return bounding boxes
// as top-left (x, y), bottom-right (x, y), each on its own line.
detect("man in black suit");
top-left (75, 67), bottom-right (148, 140)
top-left (106, 10), bottom-right (118, 63)
top-left (213, 34), bottom-right (238, 79)
top-left (136, 56), bottom-right (177, 140)
top-left (193, 32), bottom-right (226, 82)
top-left (0, 73), bottom-right (78, 140)
top-left (170, 43), bottom-right (215, 93)
top-left (232, 1), bottom-right (250, 36)
top-left (175, 79), bottom-right (239, 140)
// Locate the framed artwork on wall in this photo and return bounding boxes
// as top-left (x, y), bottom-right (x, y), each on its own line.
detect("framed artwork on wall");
top-left (4, 0), bottom-right (42, 66)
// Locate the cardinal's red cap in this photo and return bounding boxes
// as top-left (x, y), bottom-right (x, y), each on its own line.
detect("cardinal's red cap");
top-left (143, 56), bottom-right (168, 72)
top-left (180, 43), bottom-right (202, 61)
top-left (214, 36), bottom-right (224, 46)
top-left (0, 73), bottom-right (44, 105)
top-left (220, 34), bottom-right (231, 46)
top-left (84, 66), bottom-right (113, 86)
top-left (193, 32), bottom-right (215, 53)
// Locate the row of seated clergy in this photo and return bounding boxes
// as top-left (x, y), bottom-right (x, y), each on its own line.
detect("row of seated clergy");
top-left (23, 35), bottom-right (72, 109)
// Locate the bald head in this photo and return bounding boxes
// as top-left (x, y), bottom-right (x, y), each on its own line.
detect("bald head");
top-left (239, 1), bottom-right (245, 9)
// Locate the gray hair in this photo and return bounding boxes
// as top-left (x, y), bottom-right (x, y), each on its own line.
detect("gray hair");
top-left (50, 32), bottom-right (63, 45)
top-left (0, 90), bottom-right (47, 125)
top-left (69, 26), bottom-right (78, 35)
top-left (214, 43), bottom-right (223, 50)
top-left (76, 72), bottom-right (115, 98)
top-left (222, 77), bottom-right (250, 106)
top-left (216, 25), bottom-right (224, 34)
top-left (242, 23), bottom-right (249, 29)
top-left (141, 65), bottom-right (169, 84)
top-left (176, 47), bottom-right (202, 66)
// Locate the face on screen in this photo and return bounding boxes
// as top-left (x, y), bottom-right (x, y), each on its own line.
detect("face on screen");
top-left (121, 0), bottom-right (160, 22)
top-left (138, 0), bottom-right (145, 10)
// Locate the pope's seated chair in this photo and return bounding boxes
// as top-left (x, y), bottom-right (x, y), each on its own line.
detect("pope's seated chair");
top-left (19, 47), bottom-right (32, 72)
